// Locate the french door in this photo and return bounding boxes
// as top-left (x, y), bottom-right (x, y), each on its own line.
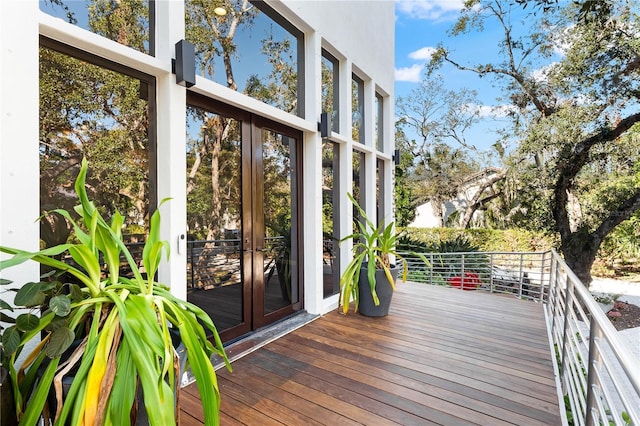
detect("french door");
top-left (185, 93), bottom-right (302, 342)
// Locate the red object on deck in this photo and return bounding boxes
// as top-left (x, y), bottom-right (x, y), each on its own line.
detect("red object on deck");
top-left (448, 272), bottom-right (481, 290)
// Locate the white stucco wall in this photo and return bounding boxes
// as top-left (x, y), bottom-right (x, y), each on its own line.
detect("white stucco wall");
top-left (282, 0), bottom-right (395, 93)
top-left (1, 0), bottom-right (41, 366)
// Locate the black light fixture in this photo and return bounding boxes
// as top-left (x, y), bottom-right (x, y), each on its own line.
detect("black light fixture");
top-left (393, 149), bottom-right (400, 165)
top-left (173, 40), bottom-right (196, 88)
top-left (319, 112), bottom-right (331, 138)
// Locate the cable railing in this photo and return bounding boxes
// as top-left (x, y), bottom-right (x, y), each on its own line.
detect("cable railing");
top-left (398, 250), bottom-right (551, 302)
top-left (547, 250), bottom-right (640, 426)
top-left (399, 249), bottom-right (640, 425)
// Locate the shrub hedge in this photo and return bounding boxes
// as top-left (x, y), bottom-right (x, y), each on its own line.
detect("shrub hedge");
top-left (402, 227), bottom-right (557, 253)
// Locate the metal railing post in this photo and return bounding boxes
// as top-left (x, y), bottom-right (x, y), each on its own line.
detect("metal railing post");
top-left (189, 241), bottom-right (195, 288)
top-left (560, 273), bottom-right (574, 378)
top-left (540, 251), bottom-right (550, 302)
top-left (585, 318), bottom-right (602, 426)
top-left (518, 252), bottom-right (524, 298)
top-left (489, 253), bottom-right (494, 294)
top-left (429, 253), bottom-right (433, 285)
top-left (548, 253), bottom-right (559, 335)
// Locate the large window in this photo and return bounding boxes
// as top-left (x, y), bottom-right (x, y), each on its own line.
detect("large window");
top-left (40, 0), bottom-right (153, 55)
top-left (352, 150), bottom-right (366, 232)
top-left (186, 0), bottom-right (303, 117)
top-left (375, 92), bottom-right (384, 151)
top-left (322, 141), bottom-right (340, 298)
top-left (376, 159), bottom-right (386, 226)
top-left (352, 74), bottom-right (364, 143)
top-left (321, 49), bottom-right (339, 133)
top-left (39, 39), bottom-right (154, 249)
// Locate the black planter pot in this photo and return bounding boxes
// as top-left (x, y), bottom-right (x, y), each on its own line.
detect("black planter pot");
top-left (357, 264), bottom-right (399, 317)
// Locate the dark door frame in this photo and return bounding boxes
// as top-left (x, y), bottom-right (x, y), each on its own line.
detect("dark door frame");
top-left (186, 92), bottom-right (304, 342)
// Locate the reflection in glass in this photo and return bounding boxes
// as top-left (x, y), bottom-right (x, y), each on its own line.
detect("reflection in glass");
top-left (352, 150), bottom-right (365, 232)
top-left (376, 93), bottom-right (383, 151)
top-left (263, 129), bottom-right (297, 313)
top-left (352, 74), bottom-right (364, 143)
top-left (39, 46), bottom-right (150, 252)
top-left (186, 1), bottom-right (302, 116)
top-left (39, 0), bottom-right (152, 54)
top-left (185, 108), bottom-right (244, 332)
top-left (322, 142), bottom-right (340, 298)
top-left (377, 159), bottom-right (385, 227)
top-left (321, 49), bottom-right (339, 133)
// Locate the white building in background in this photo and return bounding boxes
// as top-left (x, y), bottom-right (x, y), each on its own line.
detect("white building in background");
top-left (410, 168), bottom-right (503, 228)
top-left (0, 1), bottom-right (395, 343)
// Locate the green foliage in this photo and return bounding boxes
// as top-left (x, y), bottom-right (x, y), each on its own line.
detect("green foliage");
top-left (403, 227), bottom-right (556, 253)
top-left (429, 0), bottom-right (640, 282)
top-left (245, 33), bottom-right (298, 114)
top-left (595, 213), bottom-right (640, 277)
top-left (0, 159), bottom-right (230, 426)
top-left (88, 0), bottom-right (149, 53)
top-left (394, 129), bottom-right (418, 227)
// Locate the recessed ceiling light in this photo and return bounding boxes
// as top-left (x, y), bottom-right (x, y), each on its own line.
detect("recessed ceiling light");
top-left (214, 7), bottom-right (227, 16)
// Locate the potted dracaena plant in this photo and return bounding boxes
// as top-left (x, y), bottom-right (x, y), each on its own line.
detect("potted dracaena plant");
top-left (339, 193), bottom-right (407, 316)
top-left (0, 158), bottom-right (230, 426)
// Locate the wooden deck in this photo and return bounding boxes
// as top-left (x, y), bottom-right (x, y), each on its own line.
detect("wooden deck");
top-left (180, 283), bottom-right (562, 425)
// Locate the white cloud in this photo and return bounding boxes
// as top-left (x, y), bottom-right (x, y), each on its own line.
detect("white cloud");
top-left (486, 104), bottom-right (518, 118)
top-left (408, 46), bottom-right (437, 61)
top-left (462, 103), bottom-right (517, 118)
top-left (395, 64), bottom-right (423, 82)
top-left (549, 24), bottom-right (574, 56)
top-left (531, 62), bottom-right (561, 84)
top-left (396, 0), bottom-right (464, 21)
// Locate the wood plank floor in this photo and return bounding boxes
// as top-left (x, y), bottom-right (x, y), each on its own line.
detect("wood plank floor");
top-left (180, 283), bottom-right (562, 425)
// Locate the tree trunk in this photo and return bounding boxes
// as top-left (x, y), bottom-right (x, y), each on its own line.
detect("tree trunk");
top-left (561, 234), bottom-right (600, 285)
top-left (206, 125), bottom-right (223, 241)
top-left (459, 169), bottom-right (507, 229)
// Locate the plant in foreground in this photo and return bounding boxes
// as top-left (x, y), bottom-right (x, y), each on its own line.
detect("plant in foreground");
top-left (0, 158), bottom-right (230, 426)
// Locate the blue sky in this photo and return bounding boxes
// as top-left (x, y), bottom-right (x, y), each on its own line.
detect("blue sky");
top-left (394, 0), bottom-right (520, 155)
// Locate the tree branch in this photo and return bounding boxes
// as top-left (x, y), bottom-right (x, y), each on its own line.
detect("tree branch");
top-left (594, 188), bottom-right (640, 243)
top-left (460, 168), bottom-right (508, 228)
top-left (554, 111), bottom-right (640, 239)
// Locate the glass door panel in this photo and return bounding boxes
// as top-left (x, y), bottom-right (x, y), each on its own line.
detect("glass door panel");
top-left (185, 104), bottom-right (250, 340)
top-left (261, 129), bottom-right (297, 315)
top-left (186, 95), bottom-right (302, 341)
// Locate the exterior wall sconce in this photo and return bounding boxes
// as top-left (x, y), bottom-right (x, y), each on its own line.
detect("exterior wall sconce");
top-left (319, 112), bottom-right (331, 138)
top-left (173, 40), bottom-right (196, 88)
top-left (393, 149), bottom-right (400, 165)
